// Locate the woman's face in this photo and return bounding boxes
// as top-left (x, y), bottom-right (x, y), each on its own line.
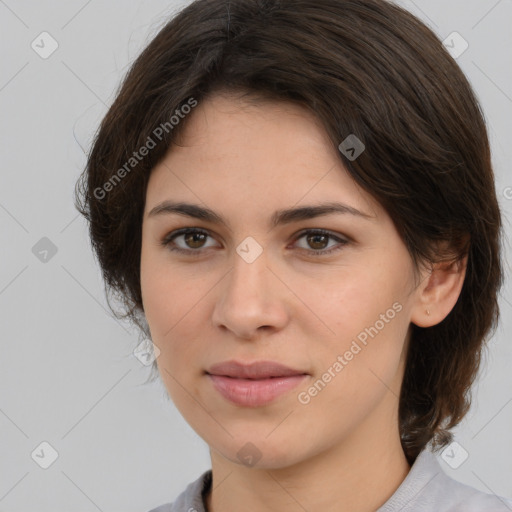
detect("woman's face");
top-left (140, 92), bottom-right (424, 469)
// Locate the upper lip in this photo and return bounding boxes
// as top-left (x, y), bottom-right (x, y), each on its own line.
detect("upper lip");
top-left (206, 360), bottom-right (308, 379)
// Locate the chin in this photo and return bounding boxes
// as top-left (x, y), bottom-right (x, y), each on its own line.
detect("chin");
top-left (211, 436), bottom-right (306, 471)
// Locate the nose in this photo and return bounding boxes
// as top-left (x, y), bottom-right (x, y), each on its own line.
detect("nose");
top-left (211, 247), bottom-right (289, 340)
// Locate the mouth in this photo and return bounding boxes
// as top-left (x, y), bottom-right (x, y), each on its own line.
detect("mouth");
top-left (206, 359), bottom-right (308, 379)
top-left (205, 359), bottom-right (309, 407)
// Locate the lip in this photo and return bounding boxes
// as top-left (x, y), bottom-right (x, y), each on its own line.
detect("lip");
top-left (206, 360), bottom-right (309, 407)
top-left (207, 359), bottom-right (307, 379)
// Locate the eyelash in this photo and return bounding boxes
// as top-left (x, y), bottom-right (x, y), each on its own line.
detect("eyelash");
top-left (160, 228), bottom-right (349, 257)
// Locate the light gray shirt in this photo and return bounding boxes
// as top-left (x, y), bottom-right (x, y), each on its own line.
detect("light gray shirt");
top-left (147, 448), bottom-right (512, 511)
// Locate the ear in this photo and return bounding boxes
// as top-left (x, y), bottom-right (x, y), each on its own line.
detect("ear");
top-left (410, 254), bottom-right (468, 328)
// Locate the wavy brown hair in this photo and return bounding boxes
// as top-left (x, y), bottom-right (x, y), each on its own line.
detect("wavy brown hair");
top-left (74, 0), bottom-right (503, 464)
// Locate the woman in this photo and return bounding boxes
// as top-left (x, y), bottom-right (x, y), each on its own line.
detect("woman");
top-left (75, 0), bottom-right (512, 510)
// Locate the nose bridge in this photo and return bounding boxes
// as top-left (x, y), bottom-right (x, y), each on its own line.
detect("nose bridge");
top-left (227, 238), bottom-right (271, 303)
top-left (212, 238), bottom-right (288, 336)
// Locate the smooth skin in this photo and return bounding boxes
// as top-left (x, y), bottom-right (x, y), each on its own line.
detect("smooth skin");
top-left (140, 91), bottom-right (467, 512)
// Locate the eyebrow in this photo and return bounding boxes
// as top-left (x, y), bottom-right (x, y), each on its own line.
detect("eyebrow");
top-left (147, 200), bottom-right (374, 228)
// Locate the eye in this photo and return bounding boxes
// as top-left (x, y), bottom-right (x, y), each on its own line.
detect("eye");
top-left (292, 229), bottom-right (348, 256)
top-left (161, 228), bottom-right (219, 255)
top-left (161, 228), bottom-right (349, 256)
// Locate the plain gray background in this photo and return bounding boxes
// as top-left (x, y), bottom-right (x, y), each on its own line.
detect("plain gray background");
top-left (0, 1), bottom-right (511, 511)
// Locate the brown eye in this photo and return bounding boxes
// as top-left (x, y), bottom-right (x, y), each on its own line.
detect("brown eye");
top-left (162, 228), bottom-right (218, 254)
top-left (293, 229), bottom-right (348, 256)
top-left (183, 231), bottom-right (208, 249)
top-left (306, 232), bottom-right (329, 250)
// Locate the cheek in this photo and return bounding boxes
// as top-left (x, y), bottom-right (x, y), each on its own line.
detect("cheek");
top-left (140, 255), bottom-right (212, 380)
top-left (141, 247), bottom-right (197, 336)
top-left (305, 260), bottom-right (410, 396)
top-left (306, 259), bottom-right (407, 340)
top-left (140, 261), bottom-right (169, 339)
top-left (140, 264), bottom-right (203, 407)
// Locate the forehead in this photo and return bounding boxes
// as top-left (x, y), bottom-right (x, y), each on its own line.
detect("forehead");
top-left (145, 92), bottom-right (381, 222)
top-left (175, 91), bottom-right (330, 156)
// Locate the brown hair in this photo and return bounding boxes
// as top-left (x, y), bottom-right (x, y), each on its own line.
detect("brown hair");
top-left (74, 0), bottom-right (503, 464)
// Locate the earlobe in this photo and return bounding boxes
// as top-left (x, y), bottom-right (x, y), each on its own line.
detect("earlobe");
top-left (410, 255), bottom-right (467, 328)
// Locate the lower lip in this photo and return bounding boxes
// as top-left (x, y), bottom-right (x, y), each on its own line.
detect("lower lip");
top-left (207, 374), bottom-right (308, 407)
